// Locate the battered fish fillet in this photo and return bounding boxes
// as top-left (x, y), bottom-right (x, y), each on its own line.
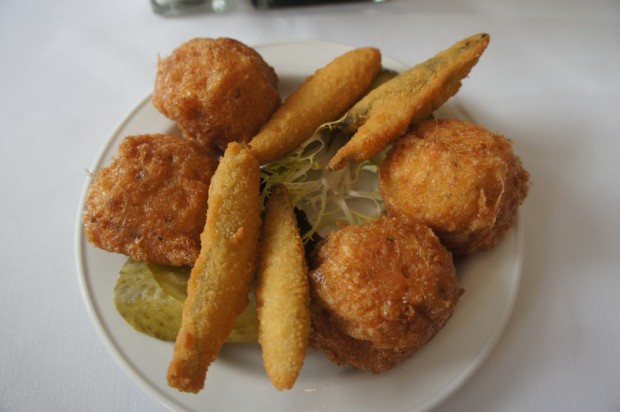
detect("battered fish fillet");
top-left (83, 134), bottom-right (219, 266)
top-left (250, 47), bottom-right (381, 165)
top-left (256, 185), bottom-right (311, 390)
top-left (308, 216), bottom-right (462, 373)
top-left (379, 119), bottom-right (530, 255)
top-left (167, 143), bottom-right (261, 393)
top-left (328, 33), bottom-right (490, 170)
top-left (153, 37), bottom-right (281, 152)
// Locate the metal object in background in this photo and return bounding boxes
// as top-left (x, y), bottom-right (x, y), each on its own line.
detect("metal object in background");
top-left (151, 0), bottom-right (237, 15)
top-left (252, 0), bottom-right (389, 9)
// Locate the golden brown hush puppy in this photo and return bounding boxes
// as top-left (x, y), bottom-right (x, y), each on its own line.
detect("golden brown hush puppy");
top-left (379, 119), bottom-right (530, 255)
top-left (308, 216), bottom-right (462, 373)
top-left (152, 37), bottom-right (281, 152)
top-left (83, 134), bottom-right (219, 266)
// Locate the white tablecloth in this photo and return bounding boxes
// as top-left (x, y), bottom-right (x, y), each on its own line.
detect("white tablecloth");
top-left (1, 0), bottom-right (619, 410)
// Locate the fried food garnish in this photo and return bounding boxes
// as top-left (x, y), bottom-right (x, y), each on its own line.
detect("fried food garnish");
top-left (256, 185), bottom-right (311, 390)
top-left (328, 33), bottom-right (490, 170)
top-left (308, 216), bottom-right (462, 373)
top-left (153, 38), bottom-right (281, 152)
top-left (83, 134), bottom-right (219, 266)
top-left (167, 142), bottom-right (261, 393)
top-left (379, 118), bottom-right (530, 255)
top-left (249, 47), bottom-right (382, 165)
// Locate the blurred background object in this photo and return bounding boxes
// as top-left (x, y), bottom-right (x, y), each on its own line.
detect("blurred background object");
top-left (151, 0), bottom-right (239, 15)
top-left (252, 0), bottom-right (388, 9)
top-left (152, 0), bottom-right (389, 14)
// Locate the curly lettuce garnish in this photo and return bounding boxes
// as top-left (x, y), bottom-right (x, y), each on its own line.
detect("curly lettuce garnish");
top-left (260, 132), bottom-right (386, 243)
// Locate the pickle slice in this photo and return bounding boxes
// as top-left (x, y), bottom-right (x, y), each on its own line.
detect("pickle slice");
top-left (227, 283), bottom-right (259, 343)
top-left (148, 263), bottom-right (190, 301)
top-left (114, 258), bottom-right (183, 341)
top-left (114, 258), bottom-right (258, 343)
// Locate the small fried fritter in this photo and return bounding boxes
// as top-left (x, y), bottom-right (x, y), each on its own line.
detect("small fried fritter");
top-left (379, 119), bottom-right (530, 255)
top-left (153, 37), bottom-right (281, 152)
top-left (308, 216), bottom-right (462, 373)
top-left (83, 134), bottom-right (219, 266)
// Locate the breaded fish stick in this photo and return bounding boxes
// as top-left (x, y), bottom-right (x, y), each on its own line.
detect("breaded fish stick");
top-left (167, 142), bottom-right (261, 393)
top-left (250, 47), bottom-right (382, 165)
top-left (256, 185), bottom-right (311, 390)
top-left (328, 33), bottom-right (490, 170)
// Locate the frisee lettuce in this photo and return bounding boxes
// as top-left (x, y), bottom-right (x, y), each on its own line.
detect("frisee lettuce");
top-left (260, 132), bottom-right (387, 243)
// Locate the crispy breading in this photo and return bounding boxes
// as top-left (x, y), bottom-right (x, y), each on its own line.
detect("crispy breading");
top-left (256, 185), bottom-right (311, 390)
top-left (249, 47), bottom-right (381, 165)
top-left (308, 216), bottom-right (462, 373)
top-left (328, 33), bottom-right (490, 170)
top-left (153, 37), bottom-right (281, 152)
top-left (379, 118), bottom-right (530, 255)
top-left (82, 134), bottom-right (219, 266)
top-left (167, 143), bottom-right (261, 393)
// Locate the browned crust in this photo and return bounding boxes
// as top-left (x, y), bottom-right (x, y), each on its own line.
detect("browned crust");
top-left (379, 118), bottom-right (530, 255)
top-left (308, 216), bottom-right (462, 373)
top-left (82, 134), bottom-right (219, 266)
top-left (153, 37), bottom-right (281, 152)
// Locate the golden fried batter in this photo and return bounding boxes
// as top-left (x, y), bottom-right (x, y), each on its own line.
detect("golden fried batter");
top-left (83, 134), bottom-right (219, 266)
top-left (153, 37), bottom-right (281, 152)
top-left (167, 142), bottom-right (261, 393)
top-left (256, 185), bottom-right (311, 390)
top-left (250, 47), bottom-right (381, 165)
top-left (328, 33), bottom-right (489, 170)
top-left (379, 119), bottom-right (530, 255)
top-left (308, 216), bottom-right (462, 373)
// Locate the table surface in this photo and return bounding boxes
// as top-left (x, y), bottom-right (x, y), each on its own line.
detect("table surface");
top-left (2, 0), bottom-right (619, 411)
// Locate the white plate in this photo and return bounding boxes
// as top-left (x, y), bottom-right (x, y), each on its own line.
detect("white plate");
top-left (75, 41), bottom-right (523, 412)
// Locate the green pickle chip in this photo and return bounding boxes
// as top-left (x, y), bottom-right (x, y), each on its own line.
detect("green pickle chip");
top-left (148, 263), bottom-right (191, 301)
top-left (114, 258), bottom-right (258, 343)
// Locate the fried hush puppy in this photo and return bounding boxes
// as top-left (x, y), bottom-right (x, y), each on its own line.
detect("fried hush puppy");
top-left (379, 119), bottom-right (530, 255)
top-left (83, 134), bottom-right (219, 266)
top-left (308, 216), bottom-right (462, 373)
top-left (153, 37), bottom-right (281, 152)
